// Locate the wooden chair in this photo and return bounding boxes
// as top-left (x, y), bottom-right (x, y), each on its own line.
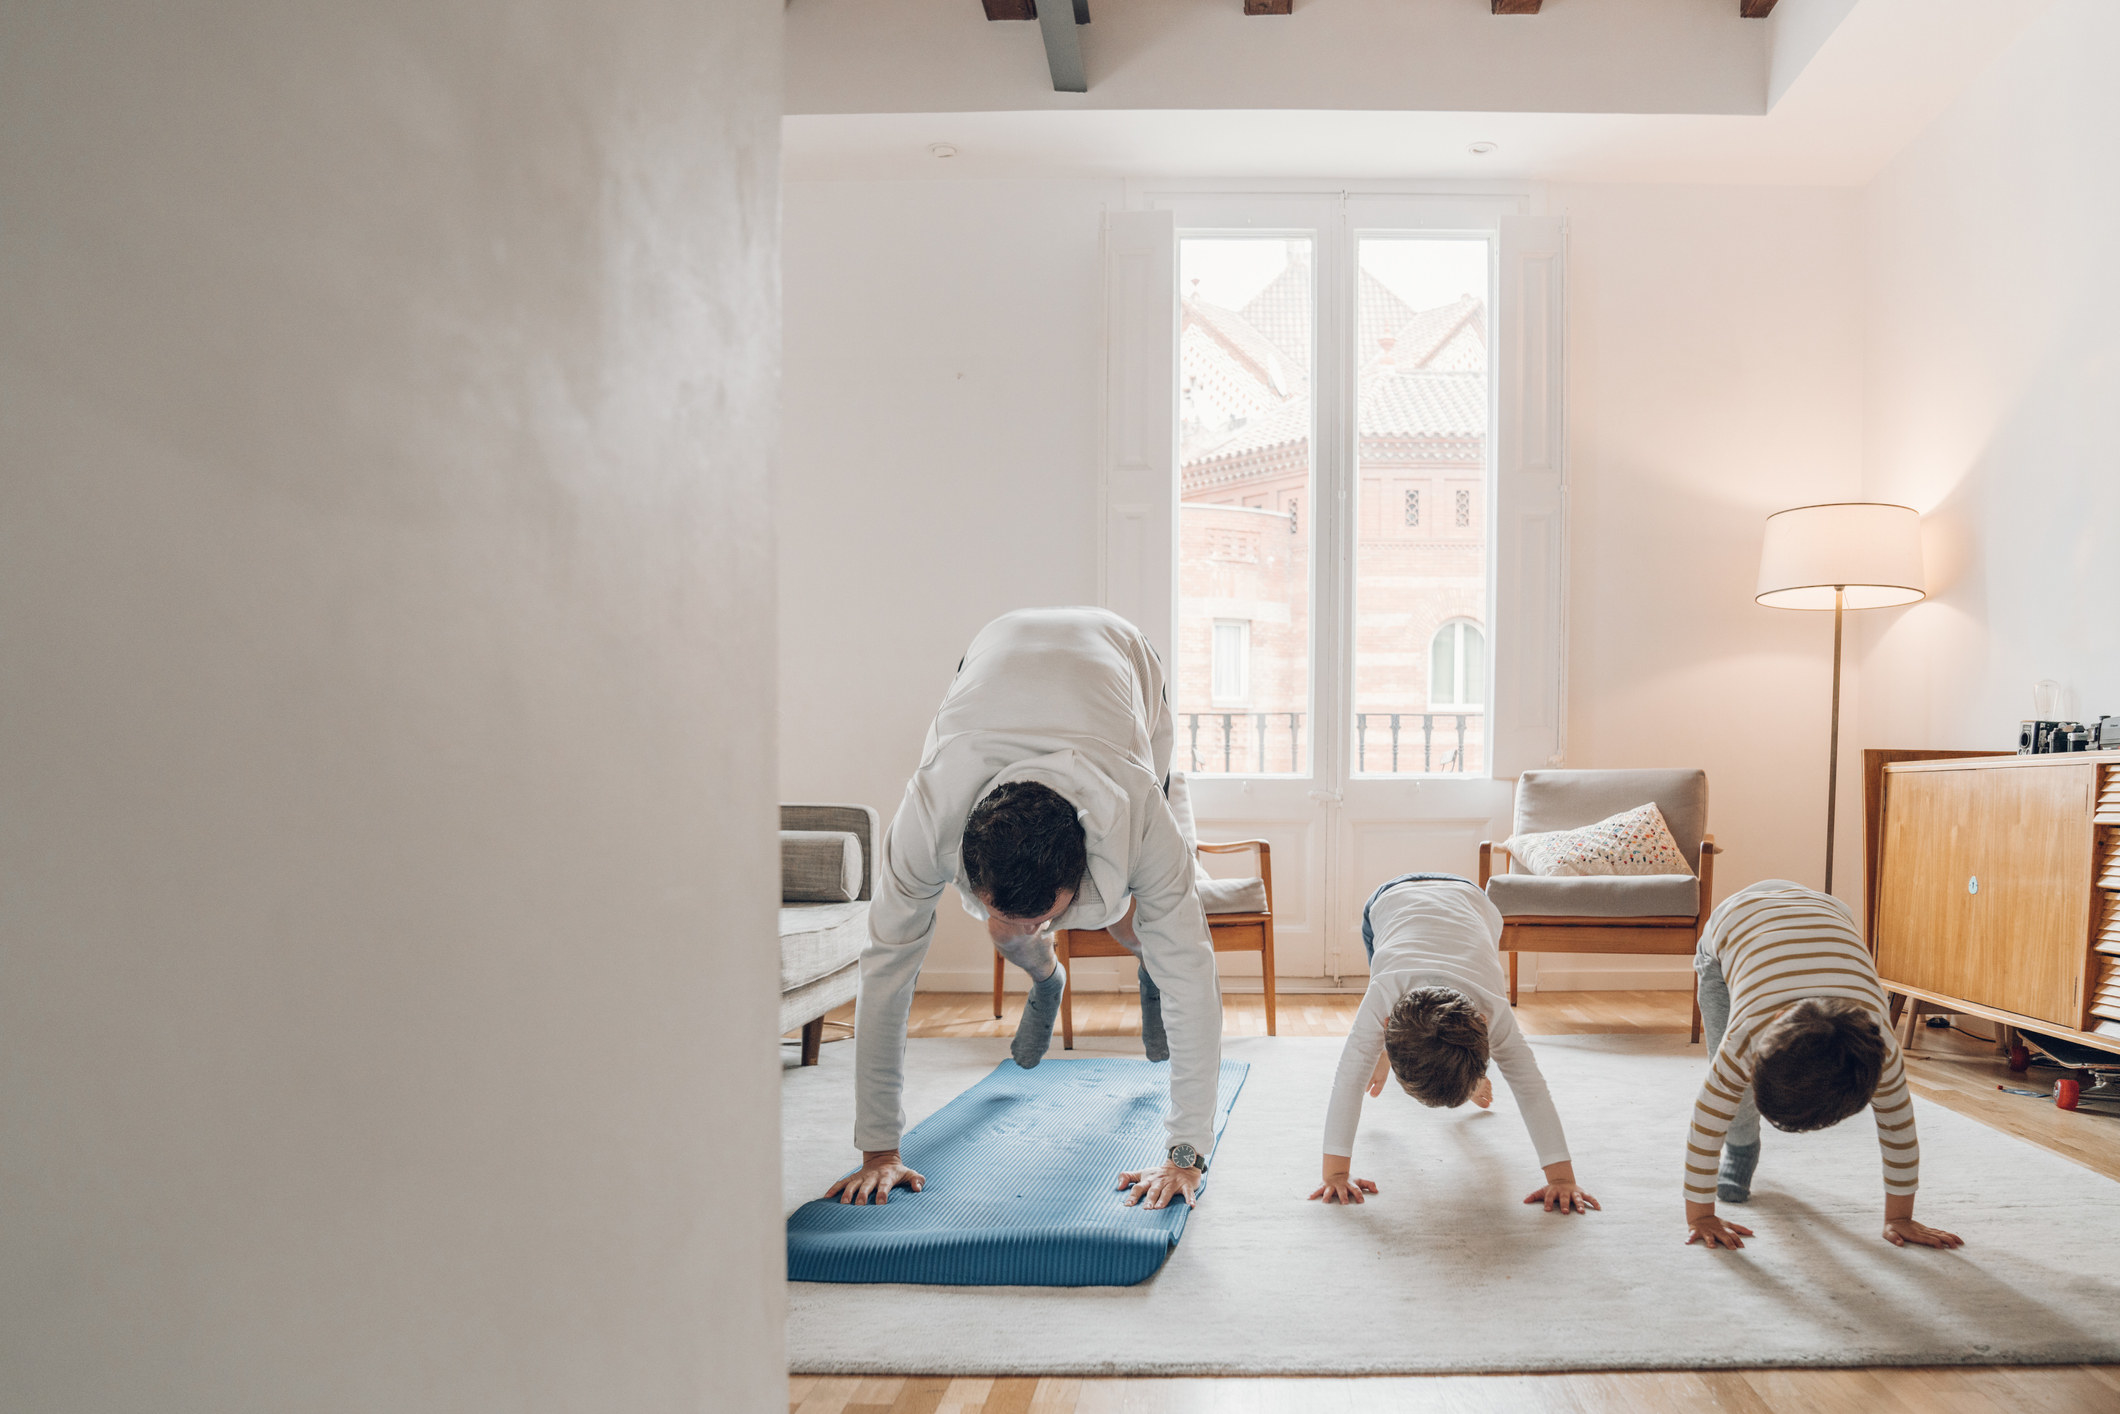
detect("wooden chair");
top-left (991, 838), bottom-right (1276, 1048)
top-left (1477, 768), bottom-right (1716, 1045)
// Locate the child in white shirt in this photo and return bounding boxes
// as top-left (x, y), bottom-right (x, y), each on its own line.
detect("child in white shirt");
top-left (1311, 873), bottom-right (1598, 1216)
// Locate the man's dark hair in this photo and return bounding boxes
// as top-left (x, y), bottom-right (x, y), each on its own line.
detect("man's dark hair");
top-left (1382, 986), bottom-right (1490, 1108)
top-left (1752, 998), bottom-right (1887, 1133)
top-left (960, 780), bottom-right (1087, 920)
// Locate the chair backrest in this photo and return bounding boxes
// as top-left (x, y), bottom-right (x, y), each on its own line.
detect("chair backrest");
top-left (779, 804), bottom-right (881, 901)
top-left (1512, 769), bottom-right (1708, 872)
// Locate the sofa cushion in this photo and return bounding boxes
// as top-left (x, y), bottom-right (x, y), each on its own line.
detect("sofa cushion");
top-left (782, 830), bottom-right (861, 903)
top-left (1485, 872), bottom-right (1700, 919)
top-left (779, 901), bottom-right (868, 991)
top-left (1505, 803), bottom-right (1691, 879)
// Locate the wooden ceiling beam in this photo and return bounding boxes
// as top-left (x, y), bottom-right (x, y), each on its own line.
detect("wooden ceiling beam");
top-left (982, 0), bottom-right (1036, 19)
top-left (1492, 0), bottom-right (1543, 13)
top-left (1245, 0), bottom-right (1293, 13)
top-left (1741, 0), bottom-right (1779, 14)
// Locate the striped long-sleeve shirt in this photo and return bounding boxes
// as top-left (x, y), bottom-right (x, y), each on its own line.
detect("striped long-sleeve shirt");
top-left (1685, 882), bottom-right (1917, 1204)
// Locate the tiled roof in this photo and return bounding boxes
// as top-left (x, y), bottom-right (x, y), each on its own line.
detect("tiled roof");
top-left (1186, 367), bottom-right (1485, 466)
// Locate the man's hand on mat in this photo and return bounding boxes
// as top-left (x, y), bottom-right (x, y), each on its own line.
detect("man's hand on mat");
top-left (1523, 1160), bottom-right (1598, 1215)
top-left (1684, 1202), bottom-right (1755, 1250)
top-left (1116, 1162), bottom-right (1202, 1210)
top-left (1883, 1216), bottom-right (1963, 1249)
top-left (1308, 1164), bottom-right (1378, 1205)
top-left (826, 1150), bottom-right (925, 1206)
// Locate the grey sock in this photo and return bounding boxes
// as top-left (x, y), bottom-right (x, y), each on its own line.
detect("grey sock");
top-left (1718, 1140), bottom-right (1761, 1203)
top-left (1138, 965), bottom-right (1168, 1063)
top-left (1011, 960), bottom-right (1065, 1069)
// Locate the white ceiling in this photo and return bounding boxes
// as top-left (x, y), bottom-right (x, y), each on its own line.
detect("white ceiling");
top-left (783, 0), bottom-right (2052, 186)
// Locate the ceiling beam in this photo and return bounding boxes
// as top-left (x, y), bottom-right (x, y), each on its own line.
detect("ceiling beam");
top-left (1035, 0), bottom-right (1087, 92)
top-left (981, 0), bottom-right (1036, 17)
top-left (1245, 0), bottom-right (1293, 14)
top-left (1741, 0), bottom-right (1778, 14)
top-left (1491, 0), bottom-right (1542, 13)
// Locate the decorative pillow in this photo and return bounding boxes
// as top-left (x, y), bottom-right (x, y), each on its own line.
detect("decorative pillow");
top-left (1504, 803), bottom-right (1692, 878)
top-left (781, 830), bottom-right (862, 903)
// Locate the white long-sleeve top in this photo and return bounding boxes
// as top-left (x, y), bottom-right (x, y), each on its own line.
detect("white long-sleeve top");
top-left (1323, 879), bottom-right (1570, 1167)
top-left (853, 607), bottom-right (1224, 1154)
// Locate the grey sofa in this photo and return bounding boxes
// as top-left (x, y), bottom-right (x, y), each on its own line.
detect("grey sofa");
top-left (779, 803), bottom-right (877, 1065)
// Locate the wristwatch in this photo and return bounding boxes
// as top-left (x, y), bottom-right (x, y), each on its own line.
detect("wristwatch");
top-left (1167, 1142), bottom-right (1208, 1175)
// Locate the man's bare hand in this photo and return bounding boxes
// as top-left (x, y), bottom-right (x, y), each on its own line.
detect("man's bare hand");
top-left (1117, 1162), bottom-right (1203, 1210)
top-left (1309, 1174), bottom-right (1379, 1205)
top-left (825, 1150), bottom-right (925, 1206)
top-left (1686, 1213), bottom-right (1755, 1250)
top-left (1884, 1217), bottom-right (1964, 1249)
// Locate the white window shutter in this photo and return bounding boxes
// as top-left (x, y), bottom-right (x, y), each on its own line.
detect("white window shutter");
top-left (1101, 208), bottom-right (1177, 660)
top-left (1489, 214), bottom-right (1568, 778)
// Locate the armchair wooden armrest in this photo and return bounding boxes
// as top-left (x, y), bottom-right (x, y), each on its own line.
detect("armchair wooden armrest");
top-left (1478, 841), bottom-right (1512, 888)
top-left (1196, 839), bottom-right (1272, 914)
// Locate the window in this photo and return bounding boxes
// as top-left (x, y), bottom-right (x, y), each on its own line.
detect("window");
top-left (1429, 619), bottom-right (1486, 709)
top-left (1350, 236), bottom-right (1491, 774)
top-left (1174, 236), bottom-right (1312, 772)
top-left (1124, 199), bottom-right (1564, 785)
top-left (1211, 621), bottom-right (1250, 704)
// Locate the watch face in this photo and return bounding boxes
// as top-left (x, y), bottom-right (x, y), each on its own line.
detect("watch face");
top-left (1170, 1143), bottom-right (1198, 1168)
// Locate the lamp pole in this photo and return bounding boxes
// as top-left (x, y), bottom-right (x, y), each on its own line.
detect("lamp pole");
top-left (1824, 585), bottom-right (1844, 895)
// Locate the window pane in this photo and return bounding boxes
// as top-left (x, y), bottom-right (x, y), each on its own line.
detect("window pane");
top-left (1351, 237), bottom-right (1489, 775)
top-left (1175, 236), bottom-right (1312, 775)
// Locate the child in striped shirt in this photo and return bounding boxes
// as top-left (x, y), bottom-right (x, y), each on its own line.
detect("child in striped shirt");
top-left (1685, 879), bottom-right (1963, 1252)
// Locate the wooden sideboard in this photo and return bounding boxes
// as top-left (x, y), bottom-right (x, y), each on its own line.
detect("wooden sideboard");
top-left (1868, 750), bottom-right (2120, 1058)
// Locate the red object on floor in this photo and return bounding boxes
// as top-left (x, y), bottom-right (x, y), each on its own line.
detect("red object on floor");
top-left (2009, 1044), bottom-right (2031, 1073)
top-left (2056, 1077), bottom-right (2082, 1111)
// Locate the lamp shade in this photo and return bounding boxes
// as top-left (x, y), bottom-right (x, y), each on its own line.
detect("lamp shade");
top-left (1756, 502), bottom-right (1926, 611)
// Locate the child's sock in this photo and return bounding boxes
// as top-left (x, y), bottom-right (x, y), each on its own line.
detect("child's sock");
top-left (1011, 960), bottom-right (1066, 1069)
top-left (1718, 1140), bottom-right (1761, 1203)
top-left (1138, 965), bottom-right (1168, 1063)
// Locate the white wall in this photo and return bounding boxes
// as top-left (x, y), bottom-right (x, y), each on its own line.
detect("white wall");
top-left (1550, 182), bottom-right (1871, 973)
top-left (781, 176), bottom-right (1868, 992)
top-left (780, 178), bottom-right (1117, 987)
top-left (0, 4), bottom-right (786, 1411)
top-left (1856, 0), bottom-right (2120, 760)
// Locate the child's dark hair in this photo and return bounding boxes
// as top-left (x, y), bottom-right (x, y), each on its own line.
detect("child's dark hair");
top-left (1382, 987), bottom-right (1490, 1108)
top-left (960, 780), bottom-right (1087, 920)
top-left (1752, 998), bottom-right (1887, 1132)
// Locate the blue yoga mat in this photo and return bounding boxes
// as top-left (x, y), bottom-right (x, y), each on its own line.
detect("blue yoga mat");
top-left (787, 1056), bottom-right (1249, 1287)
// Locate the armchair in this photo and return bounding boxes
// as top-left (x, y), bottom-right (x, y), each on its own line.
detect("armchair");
top-left (1478, 768), bottom-right (1716, 1044)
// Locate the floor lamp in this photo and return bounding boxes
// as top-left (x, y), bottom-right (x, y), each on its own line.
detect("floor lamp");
top-left (1756, 502), bottom-right (1926, 895)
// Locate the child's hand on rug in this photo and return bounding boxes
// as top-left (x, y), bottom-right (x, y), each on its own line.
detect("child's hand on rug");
top-left (1883, 1195), bottom-right (1963, 1249)
top-left (1468, 1075), bottom-right (1493, 1109)
top-left (825, 1150), bottom-right (926, 1206)
top-left (1117, 1161), bottom-right (1202, 1210)
top-left (1685, 1201), bottom-right (1754, 1249)
top-left (1523, 1160), bottom-right (1598, 1214)
top-left (1309, 1158), bottom-right (1378, 1205)
top-left (1366, 1049), bottom-right (1392, 1097)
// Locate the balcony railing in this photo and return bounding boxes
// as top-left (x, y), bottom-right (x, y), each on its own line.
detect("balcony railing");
top-left (1177, 711), bottom-right (1484, 775)
top-left (1355, 712), bottom-right (1481, 774)
top-left (1183, 711), bottom-right (1304, 774)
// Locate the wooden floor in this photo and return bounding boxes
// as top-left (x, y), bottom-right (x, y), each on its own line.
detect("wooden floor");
top-left (794, 991), bottom-right (2120, 1413)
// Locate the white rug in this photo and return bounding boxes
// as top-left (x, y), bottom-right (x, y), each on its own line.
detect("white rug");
top-left (782, 1034), bottom-right (2120, 1375)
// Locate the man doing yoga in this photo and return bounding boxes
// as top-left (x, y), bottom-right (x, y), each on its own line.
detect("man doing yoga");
top-left (829, 607), bottom-right (1224, 1212)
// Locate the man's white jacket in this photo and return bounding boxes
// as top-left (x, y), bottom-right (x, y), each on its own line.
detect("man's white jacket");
top-left (854, 607), bottom-right (1225, 1154)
